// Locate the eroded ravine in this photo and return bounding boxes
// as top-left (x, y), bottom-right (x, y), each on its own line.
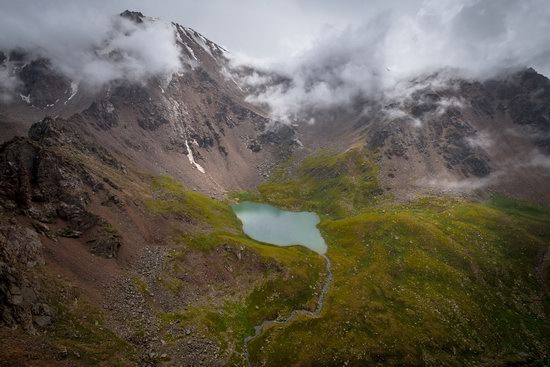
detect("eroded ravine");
top-left (242, 254), bottom-right (333, 367)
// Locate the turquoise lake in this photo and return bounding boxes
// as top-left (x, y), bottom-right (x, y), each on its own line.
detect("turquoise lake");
top-left (231, 201), bottom-right (327, 254)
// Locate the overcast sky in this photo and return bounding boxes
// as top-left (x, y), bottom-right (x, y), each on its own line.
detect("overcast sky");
top-left (128, 0), bottom-right (425, 59)
top-left (2, 0), bottom-right (549, 67)
top-left (1, 0), bottom-right (550, 116)
top-left (0, 0), bottom-right (424, 59)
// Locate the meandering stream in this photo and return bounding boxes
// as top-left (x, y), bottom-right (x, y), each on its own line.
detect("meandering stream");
top-left (231, 202), bottom-right (332, 367)
top-left (242, 255), bottom-right (332, 366)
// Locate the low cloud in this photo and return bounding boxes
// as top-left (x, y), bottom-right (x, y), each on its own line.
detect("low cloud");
top-left (419, 147), bottom-right (550, 194)
top-left (419, 174), bottom-right (498, 192)
top-left (435, 97), bottom-right (465, 116)
top-left (0, 65), bottom-right (21, 102)
top-left (527, 152), bottom-right (550, 170)
top-left (0, 4), bottom-right (182, 95)
top-left (466, 132), bottom-right (494, 150)
top-left (235, 0), bottom-right (550, 122)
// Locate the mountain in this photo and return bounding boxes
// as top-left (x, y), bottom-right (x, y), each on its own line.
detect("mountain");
top-left (0, 10), bottom-right (548, 367)
top-left (295, 68), bottom-right (550, 204)
top-left (0, 11), bottom-right (298, 195)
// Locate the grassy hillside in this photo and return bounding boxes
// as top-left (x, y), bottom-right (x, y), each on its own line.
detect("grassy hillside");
top-left (20, 151), bottom-right (547, 366)
top-left (8, 149), bottom-right (550, 366)
top-left (235, 149), bottom-right (382, 218)
top-left (236, 149), bottom-right (549, 366)
top-left (145, 176), bottom-right (326, 364)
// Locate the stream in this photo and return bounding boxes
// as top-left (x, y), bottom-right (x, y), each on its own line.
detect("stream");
top-left (242, 255), bottom-right (332, 367)
top-left (231, 202), bottom-right (332, 366)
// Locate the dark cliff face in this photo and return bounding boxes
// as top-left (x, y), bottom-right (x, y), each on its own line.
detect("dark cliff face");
top-left (0, 51), bottom-right (72, 109)
top-left (0, 118), bottom-right (122, 258)
top-left (0, 221), bottom-right (47, 333)
top-left (494, 69), bottom-right (550, 153)
top-left (18, 59), bottom-right (71, 109)
top-left (366, 95), bottom-right (493, 178)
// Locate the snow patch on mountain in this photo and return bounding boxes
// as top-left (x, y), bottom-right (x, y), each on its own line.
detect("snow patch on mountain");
top-left (185, 139), bottom-right (206, 174)
top-left (65, 81), bottom-right (78, 104)
top-left (182, 27), bottom-right (227, 63)
top-left (19, 93), bottom-right (30, 104)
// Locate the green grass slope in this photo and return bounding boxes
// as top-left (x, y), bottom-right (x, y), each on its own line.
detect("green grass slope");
top-left (145, 176), bottom-right (326, 364)
top-left (235, 149), bottom-right (382, 218)
top-left (238, 149), bottom-right (549, 366)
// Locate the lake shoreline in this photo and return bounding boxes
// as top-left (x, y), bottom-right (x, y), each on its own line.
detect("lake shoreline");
top-left (231, 201), bottom-right (327, 255)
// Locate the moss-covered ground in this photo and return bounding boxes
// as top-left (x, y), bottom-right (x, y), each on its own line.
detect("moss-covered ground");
top-left (145, 176), bottom-right (326, 364)
top-left (234, 149), bottom-right (382, 219)
top-left (110, 147), bottom-right (550, 366)
top-left (51, 293), bottom-right (137, 366)
top-left (232, 148), bottom-right (549, 366)
top-left (10, 139), bottom-right (545, 367)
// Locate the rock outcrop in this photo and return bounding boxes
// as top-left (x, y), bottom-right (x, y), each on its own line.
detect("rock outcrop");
top-left (0, 118), bottom-right (122, 259)
top-left (0, 222), bottom-right (51, 333)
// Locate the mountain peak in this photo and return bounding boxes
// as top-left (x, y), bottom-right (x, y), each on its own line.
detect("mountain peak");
top-left (119, 10), bottom-right (145, 24)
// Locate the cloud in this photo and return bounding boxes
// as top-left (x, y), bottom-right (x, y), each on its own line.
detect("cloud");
top-left (419, 174), bottom-right (498, 192)
top-left (527, 152), bottom-right (550, 170)
top-left (0, 3), bottom-right (182, 94)
top-left (0, 64), bottom-right (21, 102)
top-left (383, 106), bottom-right (423, 128)
top-left (434, 97), bottom-right (465, 116)
top-left (420, 146), bottom-right (550, 194)
top-left (466, 131), bottom-right (494, 150)
top-left (236, 0), bottom-right (550, 122)
top-left (1, 0), bottom-right (550, 120)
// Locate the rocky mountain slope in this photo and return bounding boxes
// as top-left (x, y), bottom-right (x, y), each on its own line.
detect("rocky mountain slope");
top-left (290, 68), bottom-right (550, 204)
top-left (0, 9), bottom-right (548, 367)
top-left (0, 11), bottom-right (298, 195)
top-left (0, 10), bottom-right (305, 366)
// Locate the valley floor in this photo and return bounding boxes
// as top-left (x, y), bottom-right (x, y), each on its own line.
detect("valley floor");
top-left (1, 148), bottom-right (549, 367)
